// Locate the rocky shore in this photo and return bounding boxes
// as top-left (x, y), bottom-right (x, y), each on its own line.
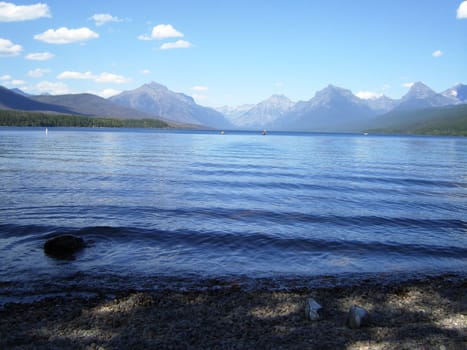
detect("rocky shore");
top-left (1, 275), bottom-right (465, 349)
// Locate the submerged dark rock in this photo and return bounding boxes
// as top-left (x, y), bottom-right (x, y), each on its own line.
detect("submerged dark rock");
top-left (44, 235), bottom-right (85, 259)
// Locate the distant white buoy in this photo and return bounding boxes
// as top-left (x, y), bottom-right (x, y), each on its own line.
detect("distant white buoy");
top-left (45, 128), bottom-right (48, 135)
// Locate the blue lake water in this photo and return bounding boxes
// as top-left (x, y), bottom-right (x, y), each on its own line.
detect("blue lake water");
top-left (0, 128), bottom-right (466, 294)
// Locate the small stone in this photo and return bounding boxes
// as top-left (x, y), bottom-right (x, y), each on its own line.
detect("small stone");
top-left (305, 298), bottom-right (322, 321)
top-left (347, 305), bottom-right (370, 329)
top-left (44, 234), bottom-right (85, 259)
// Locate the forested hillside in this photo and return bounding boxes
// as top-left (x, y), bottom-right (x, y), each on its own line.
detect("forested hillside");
top-left (0, 110), bottom-right (169, 129)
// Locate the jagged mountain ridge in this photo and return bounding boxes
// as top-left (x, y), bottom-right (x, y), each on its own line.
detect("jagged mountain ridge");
top-left (1, 81), bottom-right (465, 131)
top-left (231, 95), bottom-right (294, 128)
top-left (110, 82), bottom-right (232, 129)
top-left (274, 85), bottom-right (375, 132)
top-left (217, 104), bottom-right (255, 123)
top-left (442, 84), bottom-right (467, 102)
top-left (222, 82), bottom-right (466, 131)
top-left (363, 95), bottom-right (398, 114)
top-left (394, 82), bottom-right (456, 111)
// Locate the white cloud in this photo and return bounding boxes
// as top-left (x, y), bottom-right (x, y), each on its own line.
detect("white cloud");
top-left (94, 72), bottom-right (130, 84)
top-left (432, 50), bottom-right (443, 58)
top-left (457, 1), bottom-right (467, 18)
top-left (28, 68), bottom-right (50, 78)
top-left (34, 27), bottom-right (99, 44)
top-left (139, 24), bottom-right (183, 40)
top-left (90, 13), bottom-right (122, 26)
top-left (141, 69), bottom-right (151, 75)
top-left (36, 81), bottom-right (69, 95)
top-left (402, 82), bottom-right (414, 88)
top-left (192, 85), bottom-right (208, 91)
top-left (160, 40), bottom-right (192, 50)
top-left (0, 38), bottom-right (22, 56)
top-left (57, 71), bottom-right (130, 84)
top-left (57, 71), bottom-right (94, 80)
top-left (152, 24), bottom-right (183, 39)
top-left (25, 52), bottom-right (55, 61)
top-left (0, 1), bottom-right (51, 22)
top-left (356, 91), bottom-right (383, 100)
top-left (95, 88), bottom-right (121, 98)
top-left (0, 75), bottom-right (25, 87)
top-left (11, 79), bottom-right (25, 85)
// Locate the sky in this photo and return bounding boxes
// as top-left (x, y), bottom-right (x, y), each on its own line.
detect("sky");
top-left (1, 0), bottom-right (466, 107)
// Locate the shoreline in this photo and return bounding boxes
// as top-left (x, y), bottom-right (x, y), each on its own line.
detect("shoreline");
top-left (1, 270), bottom-right (465, 304)
top-left (1, 273), bottom-right (465, 349)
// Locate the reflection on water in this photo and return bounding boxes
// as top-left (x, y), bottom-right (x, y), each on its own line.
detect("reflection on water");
top-left (0, 128), bottom-right (466, 284)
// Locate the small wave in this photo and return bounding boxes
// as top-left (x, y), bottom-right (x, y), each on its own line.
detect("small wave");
top-left (326, 174), bottom-right (467, 189)
top-left (5, 207), bottom-right (465, 230)
top-left (2, 224), bottom-right (465, 260)
top-left (120, 207), bottom-right (467, 230)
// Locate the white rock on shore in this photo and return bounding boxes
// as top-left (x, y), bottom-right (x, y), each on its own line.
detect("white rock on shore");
top-left (305, 298), bottom-right (322, 321)
top-left (347, 305), bottom-right (370, 329)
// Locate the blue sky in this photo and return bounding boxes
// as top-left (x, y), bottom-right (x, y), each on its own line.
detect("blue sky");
top-left (1, 0), bottom-right (466, 107)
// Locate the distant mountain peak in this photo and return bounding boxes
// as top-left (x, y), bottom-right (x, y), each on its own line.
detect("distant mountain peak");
top-left (141, 81), bottom-right (169, 91)
top-left (10, 88), bottom-right (30, 97)
top-left (110, 81), bottom-right (231, 128)
top-left (262, 94), bottom-right (294, 106)
top-left (363, 94), bottom-right (398, 114)
top-left (442, 83), bottom-right (467, 102)
top-left (321, 84), bottom-right (341, 92)
top-left (396, 81), bottom-right (455, 111)
top-left (318, 84), bottom-right (354, 96)
top-left (225, 94), bottom-right (294, 128)
top-left (404, 82), bottom-right (435, 99)
top-left (310, 84), bottom-right (359, 107)
top-left (147, 81), bottom-right (166, 88)
top-left (269, 93), bottom-right (290, 99)
top-left (411, 81), bottom-right (430, 88)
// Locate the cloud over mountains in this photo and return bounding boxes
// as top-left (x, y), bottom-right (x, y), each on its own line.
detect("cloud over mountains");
top-left (138, 24), bottom-right (193, 50)
top-left (57, 71), bottom-right (130, 84)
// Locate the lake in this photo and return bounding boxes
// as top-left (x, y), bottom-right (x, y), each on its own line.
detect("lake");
top-left (0, 128), bottom-right (466, 295)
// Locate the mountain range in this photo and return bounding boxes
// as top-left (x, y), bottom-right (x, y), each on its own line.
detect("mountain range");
top-left (1, 81), bottom-right (466, 133)
top-left (220, 82), bottom-right (466, 131)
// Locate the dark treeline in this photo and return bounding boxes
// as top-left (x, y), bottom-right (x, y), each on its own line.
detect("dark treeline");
top-left (366, 104), bottom-right (467, 136)
top-left (0, 110), bottom-right (169, 129)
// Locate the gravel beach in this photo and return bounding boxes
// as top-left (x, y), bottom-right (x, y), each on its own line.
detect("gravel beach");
top-left (1, 274), bottom-right (466, 349)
